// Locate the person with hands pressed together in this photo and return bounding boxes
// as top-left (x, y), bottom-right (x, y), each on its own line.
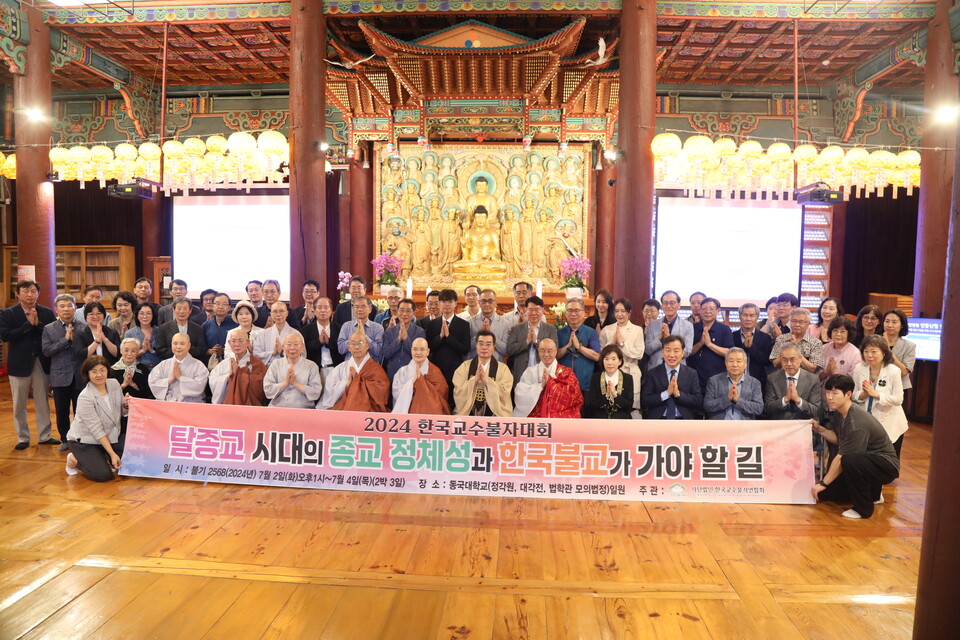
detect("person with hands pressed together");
top-left (374, 285), bottom-right (404, 328)
top-left (880, 309), bottom-right (916, 394)
top-left (64, 356), bottom-right (126, 482)
top-left (253, 301), bottom-right (299, 367)
top-left (392, 337), bottom-right (450, 414)
top-left (641, 335), bottom-right (703, 419)
top-left (337, 296), bottom-right (384, 363)
top-left (453, 330), bottom-right (514, 416)
top-left (507, 295), bottom-right (559, 389)
top-left (202, 293), bottom-right (238, 370)
top-left (125, 302), bottom-right (161, 367)
top-left (382, 298), bottom-right (426, 380)
top-left (148, 333), bottom-right (209, 403)
top-left (819, 317), bottom-right (861, 385)
top-left (514, 338), bottom-right (584, 418)
top-left (810, 374), bottom-right (899, 519)
top-left (43, 294), bottom-right (85, 449)
top-left (75, 302), bottom-right (121, 386)
top-left (468, 288), bottom-right (510, 361)
top-left (155, 297), bottom-right (207, 362)
top-left (301, 297), bottom-right (344, 380)
top-left (557, 298), bottom-right (601, 392)
top-left (703, 348), bottom-right (763, 420)
top-left (770, 308), bottom-right (824, 373)
top-left (599, 298), bottom-right (645, 414)
top-left (852, 335), bottom-right (908, 457)
top-left (289, 279), bottom-right (321, 330)
top-left (687, 297), bottom-right (733, 394)
top-left (334, 276), bottom-right (367, 325)
top-left (509, 281), bottom-right (532, 324)
top-left (583, 345), bottom-right (634, 419)
top-left (645, 290), bottom-right (694, 370)
top-left (209, 329), bottom-right (269, 406)
top-left (263, 332), bottom-right (322, 408)
top-left (732, 302), bottom-right (775, 395)
top-left (317, 332), bottom-right (391, 412)
top-left (764, 343), bottom-right (822, 420)
top-left (110, 338), bottom-right (153, 402)
top-left (426, 289), bottom-right (472, 399)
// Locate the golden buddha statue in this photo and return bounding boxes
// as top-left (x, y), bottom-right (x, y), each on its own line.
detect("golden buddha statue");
top-left (464, 177), bottom-right (498, 224)
top-left (453, 208), bottom-right (506, 279)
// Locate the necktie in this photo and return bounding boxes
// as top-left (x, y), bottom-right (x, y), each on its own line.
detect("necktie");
top-left (665, 369), bottom-right (679, 419)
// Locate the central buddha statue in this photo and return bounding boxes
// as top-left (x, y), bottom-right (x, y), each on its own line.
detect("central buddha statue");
top-left (453, 207), bottom-right (506, 279)
top-left (464, 177), bottom-right (498, 225)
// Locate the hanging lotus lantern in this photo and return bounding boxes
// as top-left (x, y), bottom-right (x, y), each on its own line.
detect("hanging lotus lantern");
top-left (49, 147), bottom-right (70, 180)
top-left (89, 145), bottom-right (114, 187)
top-left (138, 142), bottom-right (162, 180)
top-left (2, 154), bottom-right (16, 180)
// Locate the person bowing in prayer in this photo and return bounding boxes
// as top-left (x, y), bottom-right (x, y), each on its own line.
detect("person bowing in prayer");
top-left (391, 337), bottom-right (450, 415)
top-left (452, 330), bottom-right (514, 417)
top-left (317, 332), bottom-right (391, 412)
top-left (513, 338), bottom-right (584, 418)
top-left (253, 301), bottom-right (300, 367)
top-left (209, 328), bottom-right (268, 406)
top-left (148, 332), bottom-right (209, 403)
top-left (264, 332), bottom-right (323, 409)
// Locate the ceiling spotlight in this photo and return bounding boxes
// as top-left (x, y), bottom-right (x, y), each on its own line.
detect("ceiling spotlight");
top-left (934, 105), bottom-right (959, 123)
top-left (319, 142), bottom-right (330, 151)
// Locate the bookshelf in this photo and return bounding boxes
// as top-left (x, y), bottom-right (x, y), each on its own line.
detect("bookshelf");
top-left (2, 245), bottom-right (136, 307)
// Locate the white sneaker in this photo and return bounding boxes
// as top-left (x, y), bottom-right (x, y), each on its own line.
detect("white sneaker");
top-left (65, 453), bottom-right (78, 477)
top-left (874, 495), bottom-right (884, 505)
top-left (841, 509), bottom-right (862, 519)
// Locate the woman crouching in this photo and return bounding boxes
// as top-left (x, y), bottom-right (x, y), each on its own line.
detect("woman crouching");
top-left (64, 355), bottom-right (126, 481)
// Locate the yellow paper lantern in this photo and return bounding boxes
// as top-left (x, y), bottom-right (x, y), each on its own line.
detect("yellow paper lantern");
top-left (793, 144), bottom-right (818, 163)
top-left (161, 140), bottom-right (184, 158)
top-left (138, 142), bottom-right (162, 161)
top-left (713, 138), bottom-right (737, 157)
top-left (650, 133), bottom-right (682, 158)
top-left (257, 130), bottom-right (287, 156)
top-left (68, 145), bottom-right (91, 164)
top-left (869, 150), bottom-right (897, 171)
top-left (49, 147), bottom-right (69, 166)
top-left (845, 147), bottom-right (870, 170)
top-left (683, 135), bottom-right (714, 159)
top-left (752, 153), bottom-right (772, 171)
top-left (182, 138), bottom-right (206, 157)
top-left (820, 145), bottom-right (845, 164)
top-left (115, 143), bottom-right (138, 162)
top-left (206, 135), bottom-right (228, 154)
top-left (90, 145), bottom-right (114, 165)
top-left (227, 131), bottom-right (257, 156)
top-left (737, 140), bottom-right (763, 158)
top-left (896, 149), bottom-right (921, 169)
top-left (768, 142), bottom-right (792, 161)
top-left (2, 154), bottom-right (16, 179)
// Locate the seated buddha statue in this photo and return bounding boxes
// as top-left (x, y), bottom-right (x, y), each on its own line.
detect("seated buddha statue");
top-left (453, 207), bottom-right (506, 279)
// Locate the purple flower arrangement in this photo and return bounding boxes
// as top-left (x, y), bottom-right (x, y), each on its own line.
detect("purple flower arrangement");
top-left (372, 253), bottom-right (403, 286)
top-left (337, 271), bottom-right (352, 301)
top-left (559, 255), bottom-right (591, 290)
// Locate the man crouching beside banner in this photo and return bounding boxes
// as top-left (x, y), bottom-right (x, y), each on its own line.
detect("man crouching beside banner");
top-left (317, 332), bottom-right (390, 412)
top-left (811, 373), bottom-right (899, 519)
top-left (513, 338), bottom-right (584, 418)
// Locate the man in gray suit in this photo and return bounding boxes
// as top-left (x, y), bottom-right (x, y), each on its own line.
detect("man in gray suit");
top-left (764, 343), bottom-right (822, 420)
top-left (505, 296), bottom-right (558, 388)
top-left (645, 290), bottom-right (694, 370)
top-left (42, 294), bottom-right (84, 450)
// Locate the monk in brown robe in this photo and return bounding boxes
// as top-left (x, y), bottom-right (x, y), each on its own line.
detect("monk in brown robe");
top-left (209, 328), bottom-right (268, 406)
top-left (316, 332), bottom-right (390, 412)
top-left (391, 337), bottom-right (450, 414)
top-left (513, 338), bottom-right (584, 418)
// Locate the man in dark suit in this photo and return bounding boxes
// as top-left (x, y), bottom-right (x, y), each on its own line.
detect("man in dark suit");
top-left (505, 296), bottom-right (559, 388)
top-left (156, 296), bottom-right (208, 362)
top-left (416, 290), bottom-right (441, 328)
top-left (0, 280), bottom-right (58, 449)
top-left (764, 343), bottom-right (822, 420)
top-left (288, 279), bottom-right (321, 330)
top-left (157, 279), bottom-right (205, 325)
top-left (334, 276), bottom-right (366, 326)
top-left (641, 334), bottom-right (703, 419)
top-left (732, 302), bottom-right (775, 395)
top-left (688, 297), bottom-right (735, 393)
top-left (425, 289), bottom-right (471, 400)
top-left (244, 280), bottom-right (269, 328)
top-left (42, 294), bottom-right (85, 449)
top-left (301, 297), bottom-right (344, 377)
top-left (133, 276), bottom-right (160, 319)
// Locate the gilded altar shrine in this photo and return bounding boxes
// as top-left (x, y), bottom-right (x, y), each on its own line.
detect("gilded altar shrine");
top-left (374, 142), bottom-right (591, 295)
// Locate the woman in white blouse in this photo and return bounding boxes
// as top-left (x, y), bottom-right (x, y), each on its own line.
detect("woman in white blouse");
top-left (599, 298), bottom-right (644, 416)
top-left (852, 335), bottom-right (908, 458)
top-left (881, 309), bottom-right (916, 394)
top-left (229, 301), bottom-right (263, 358)
top-left (64, 355), bottom-right (126, 482)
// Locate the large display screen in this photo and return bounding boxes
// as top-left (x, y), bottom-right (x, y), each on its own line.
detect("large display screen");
top-left (172, 194), bottom-right (291, 300)
top-left (907, 317), bottom-right (943, 362)
top-left (654, 197), bottom-right (803, 307)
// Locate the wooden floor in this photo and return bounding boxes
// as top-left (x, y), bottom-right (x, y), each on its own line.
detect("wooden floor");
top-left (0, 388), bottom-right (928, 640)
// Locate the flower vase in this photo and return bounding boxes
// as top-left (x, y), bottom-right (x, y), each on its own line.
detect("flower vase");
top-left (564, 287), bottom-right (584, 299)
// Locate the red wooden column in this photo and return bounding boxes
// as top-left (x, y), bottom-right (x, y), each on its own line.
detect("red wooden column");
top-left (595, 160), bottom-right (618, 293)
top-left (141, 194), bottom-right (165, 277)
top-left (13, 6), bottom-right (55, 305)
top-left (913, 78), bottom-right (960, 640)
top-left (289, 0), bottom-right (327, 307)
top-left (614, 0), bottom-right (656, 301)
top-left (912, 0), bottom-right (957, 318)
top-left (349, 144), bottom-right (373, 282)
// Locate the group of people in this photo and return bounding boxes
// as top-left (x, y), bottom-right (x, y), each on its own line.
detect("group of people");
top-left (0, 277), bottom-right (911, 517)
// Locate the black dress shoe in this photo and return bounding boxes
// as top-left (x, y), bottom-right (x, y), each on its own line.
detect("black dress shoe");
top-left (39, 438), bottom-right (61, 445)
top-left (14, 442), bottom-right (29, 450)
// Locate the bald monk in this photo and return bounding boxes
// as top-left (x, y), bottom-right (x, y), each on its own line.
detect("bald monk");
top-left (317, 332), bottom-right (390, 412)
top-left (452, 329), bottom-right (514, 417)
top-left (148, 332), bottom-right (209, 403)
top-left (264, 332), bottom-right (323, 409)
top-left (392, 337), bottom-right (450, 414)
top-left (514, 338), bottom-right (584, 418)
top-left (209, 328), bottom-right (268, 406)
